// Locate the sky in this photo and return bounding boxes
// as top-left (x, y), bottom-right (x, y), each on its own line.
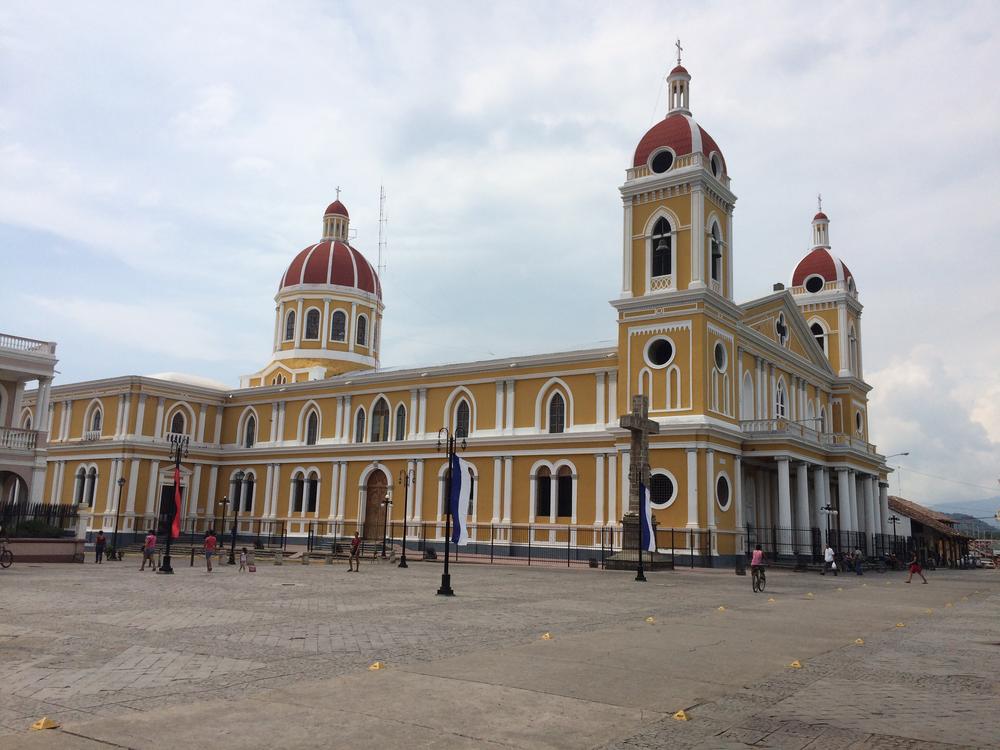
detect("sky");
top-left (1, 1), bottom-right (998, 509)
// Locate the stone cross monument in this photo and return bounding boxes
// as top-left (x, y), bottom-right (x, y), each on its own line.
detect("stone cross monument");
top-left (619, 394), bottom-right (660, 516)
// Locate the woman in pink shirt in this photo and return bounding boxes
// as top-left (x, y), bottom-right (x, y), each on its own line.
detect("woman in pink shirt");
top-left (750, 544), bottom-right (766, 592)
top-left (204, 531), bottom-right (218, 573)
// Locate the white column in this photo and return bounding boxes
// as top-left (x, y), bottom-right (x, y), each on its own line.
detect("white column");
top-left (685, 448), bottom-right (699, 528)
top-left (342, 396), bottom-right (353, 442)
top-left (126, 459), bottom-right (140, 513)
top-left (620, 449), bottom-right (631, 519)
top-left (869, 477), bottom-right (881, 533)
top-left (754, 357), bottom-right (763, 420)
top-left (848, 471), bottom-right (859, 536)
top-left (733, 456), bottom-right (743, 530)
top-left (276, 401), bottom-right (286, 445)
top-left (115, 394), bottom-right (125, 437)
top-left (293, 298), bottom-right (304, 347)
top-left (813, 467), bottom-right (827, 532)
top-left (348, 302), bottom-right (357, 352)
top-left (213, 409), bottom-right (222, 445)
top-left (622, 199), bottom-right (632, 294)
top-left (504, 380), bottom-right (515, 435)
top-left (104, 459), bottom-right (120, 515)
top-left (418, 389), bottom-right (427, 437)
top-left (594, 453), bottom-right (605, 526)
top-left (754, 471), bottom-right (766, 529)
top-left (50, 461), bottom-right (65, 504)
top-left (337, 461), bottom-right (348, 520)
top-left (327, 462), bottom-right (340, 520)
top-left (189, 465), bottom-right (202, 517)
top-left (607, 452), bottom-right (617, 524)
top-left (270, 402), bottom-right (279, 442)
top-left (35, 378), bottom-right (51, 434)
top-left (414, 459), bottom-right (425, 522)
top-left (776, 458), bottom-right (792, 553)
top-left (408, 390), bottom-right (419, 439)
top-left (501, 456), bottom-right (512, 523)
top-left (596, 372), bottom-right (606, 427)
top-left (879, 482), bottom-right (890, 534)
top-left (705, 449), bottom-right (716, 530)
top-left (548, 475), bottom-right (557, 528)
top-left (133, 394), bottom-right (146, 437)
top-left (863, 475), bottom-right (876, 543)
top-left (321, 299), bottom-right (330, 351)
top-left (146, 461), bottom-right (160, 516)
top-left (837, 468), bottom-right (852, 532)
top-left (121, 394), bottom-right (132, 437)
top-left (607, 371), bottom-right (618, 425)
top-left (492, 457), bottom-right (502, 523)
top-left (197, 404), bottom-right (207, 443)
top-left (725, 212), bottom-right (734, 298)
top-left (154, 398), bottom-right (165, 438)
top-left (273, 304), bottom-right (282, 350)
top-left (271, 464), bottom-right (281, 518)
top-left (795, 462), bottom-right (810, 552)
top-left (689, 186), bottom-right (706, 289)
top-left (495, 382), bottom-right (504, 434)
top-left (46, 401), bottom-right (54, 436)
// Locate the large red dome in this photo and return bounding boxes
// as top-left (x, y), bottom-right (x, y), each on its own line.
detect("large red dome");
top-left (633, 113), bottom-right (726, 174)
top-left (792, 248), bottom-right (854, 289)
top-left (280, 241), bottom-right (381, 299)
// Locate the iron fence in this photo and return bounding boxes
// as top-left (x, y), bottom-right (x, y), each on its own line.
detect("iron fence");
top-left (0, 500), bottom-right (78, 536)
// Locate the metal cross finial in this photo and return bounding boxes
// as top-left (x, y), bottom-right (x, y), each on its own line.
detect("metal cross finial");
top-left (817, 193), bottom-right (822, 212)
top-left (675, 38), bottom-right (683, 66)
top-left (336, 185), bottom-right (341, 200)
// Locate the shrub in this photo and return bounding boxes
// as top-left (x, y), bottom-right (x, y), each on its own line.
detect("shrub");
top-left (9, 519), bottom-right (66, 538)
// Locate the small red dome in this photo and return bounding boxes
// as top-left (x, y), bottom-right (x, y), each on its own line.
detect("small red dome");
top-left (324, 200), bottom-right (349, 218)
top-left (280, 241), bottom-right (381, 299)
top-left (792, 248), bottom-right (854, 289)
top-left (813, 211), bottom-right (829, 221)
top-left (633, 113), bottom-right (726, 174)
top-left (670, 65), bottom-right (689, 76)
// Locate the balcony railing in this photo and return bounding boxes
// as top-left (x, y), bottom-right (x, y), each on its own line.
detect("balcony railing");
top-left (0, 333), bottom-right (56, 355)
top-left (0, 426), bottom-right (39, 452)
top-left (82, 430), bottom-right (102, 441)
top-left (740, 419), bottom-right (877, 454)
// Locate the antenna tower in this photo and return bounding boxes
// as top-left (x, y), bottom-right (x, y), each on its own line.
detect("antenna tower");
top-left (377, 184), bottom-right (388, 278)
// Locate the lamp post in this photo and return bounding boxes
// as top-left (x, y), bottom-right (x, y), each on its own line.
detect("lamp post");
top-left (887, 513), bottom-right (900, 556)
top-left (885, 452), bottom-right (909, 495)
top-left (398, 467), bottom-right (415, 568)
top-left (380, 490), bottom-right (392, 558)
top-left (160, 434), bottom-right (189, 574)
top-left (227, 470), bottom-right (247, 565)
top-left (820, 504), bottom-right (839, 548)
top-left (436, 427), bottom-right (466, 596)
top-left (112, 476), bottom-right (126, 557)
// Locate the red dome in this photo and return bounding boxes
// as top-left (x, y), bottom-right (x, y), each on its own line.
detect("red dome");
top-left (280, 241), bottom-right (381, 298)
top-left (813, 211), bottom-right (828, 221)
top-left (633, 113), bottom-right (726, 173)
top-left (792, 248), bottom-right (854, 289)
top-left (324, 200), bottom-right (349, 218)
top-left (670, 65), bottom-right (689, 76)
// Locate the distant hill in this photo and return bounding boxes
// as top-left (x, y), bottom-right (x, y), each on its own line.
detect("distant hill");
top-left (926, 497), bottom-right (1000, 531)
top-left (940, 513), bottom-right (1000, 539)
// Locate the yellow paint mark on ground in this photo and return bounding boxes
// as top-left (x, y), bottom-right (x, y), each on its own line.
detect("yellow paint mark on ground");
top-left (788, 660), bottom-right (802, 669)
top-left (30, 718), bottom-right (59, 731)
top-left (368, 661), bottom-right (385, 670)
top-left (541, 632), bottom-right (553, 640)
top-left (673, 710), bottom-right (689, 721)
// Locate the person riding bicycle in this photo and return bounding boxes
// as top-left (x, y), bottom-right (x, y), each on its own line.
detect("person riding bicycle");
top-left (750, 544), bottom-right (766, 573)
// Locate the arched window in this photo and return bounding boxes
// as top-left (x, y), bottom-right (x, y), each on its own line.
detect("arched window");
top-left (22, 413), bottom-right (32, 430)
top-left (741, 371), bottom-right (754, 420)
top-left (305, 411), bottom-right (319, 445)
top-left (356, 315), bottom-right (368, 346)
top-left (85, 467), bottom-right (97, 507)
top-left (355, 409), bottom-right (366, 443)
top-left (306, 471), bottom-right (319, 513)
top-left (244, 415), bottom-right (256, 448)
top-left (848, 325), bottom-right (859, 374)
top-left (292, 472), bottom-right (305, 512)
top-left (455, 400), bottom-right (470, 438)
top-left (370, 398), bottom-right (390, 442)
top-left (710, 222), bottom-right (722, 283)
top-left (394, 404), bottom-right (406, 441)
top-left (271, 373), bottom-right (287, 386)
top-left (548, 393), bottom-right (565, 434)
top-left (304, 309), bottom-right (320, 340)
top-left (810, 321), bottom-right (827, 354)
top-left (330, 310), bottom-right (347, 342)
top-left (535, 467), bottom-right (551, 517)
top-left (170, 411), bottom-right (185, 435)
top-left (242, 473), bottom-right (255, 512)
top-left (650, 217), bottom-right (672, 277)
top-left (556, 466), bottom-right (573, 518)
top-left (74, 467), bottom-right (87, 504)
top-left (90, 408), bottom-right (102, 433)
top-left (775, 380), bottom-right (787, 419)
top-left (284, 310), bottom-right (296, 341)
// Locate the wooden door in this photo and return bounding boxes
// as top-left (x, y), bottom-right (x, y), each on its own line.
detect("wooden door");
top-left (363, 470), bottom-right (387, 539)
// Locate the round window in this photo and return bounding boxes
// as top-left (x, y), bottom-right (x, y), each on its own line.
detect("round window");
top-left (804, 275), bottom-right (824, 293)
top-left (645, 338), bottom-right (675, 368)
top-left (649, 471), bottom-right (677, 508)
top-left (855, 411), bottom-right (863, 434)
top-left (650, 150), bottom-right (674, 174)
top-left (713, 341), bottom-right (727, 372)
top-left (716, 474), bottom-right (731, 511)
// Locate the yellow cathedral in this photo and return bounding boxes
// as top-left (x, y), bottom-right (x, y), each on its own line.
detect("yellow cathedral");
top-left (21, 62), bottom-right (891, 563)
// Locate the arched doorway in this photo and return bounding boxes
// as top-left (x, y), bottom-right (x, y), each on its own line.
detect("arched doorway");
top-left (363, 469), bottom-right (387, 540)
top-left (0, 470), bottom-right (30, 505)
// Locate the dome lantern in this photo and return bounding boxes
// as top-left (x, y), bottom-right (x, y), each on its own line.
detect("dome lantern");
top-left (667, 39), bottom-right (691, 115)
top-left (323, 188), bottom-right (350, 241)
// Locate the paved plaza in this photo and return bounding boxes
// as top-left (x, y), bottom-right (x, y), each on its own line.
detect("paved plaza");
top-left (0, 557), bottom-right (997, 749)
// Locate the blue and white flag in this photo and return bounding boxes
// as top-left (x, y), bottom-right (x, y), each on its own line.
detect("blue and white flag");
top-left (639, 482), bottom-right (656, 552)
top-left (449, 454), bottom-right (473, 546)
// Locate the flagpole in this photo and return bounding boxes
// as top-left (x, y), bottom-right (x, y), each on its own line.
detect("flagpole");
top-left (436, 427), bottom-right (465, 596)
top-left (161, 434), bottom-right (188, 574)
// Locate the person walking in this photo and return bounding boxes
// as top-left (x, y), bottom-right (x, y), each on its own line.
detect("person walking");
top-left (822, 544), bottom-right (837, 576)
top-left (204, 530), bottom-right (218, 573)
top-left (140, 529), bottom-right (157, 571)
top-left (348, 531), bottom-right (361, 572)
top-left (853, 547), bottom-right (865, 576)
top-left (239, 547), bottom-right (248, 572)
top-left (905, 552), bottom-right (928, 584)
top-left (94, 531), bottom-right (107, 564)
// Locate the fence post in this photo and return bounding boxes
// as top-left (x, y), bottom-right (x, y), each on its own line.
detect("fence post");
top-left (527, 524), bottom-right (532, 566)
top-left (490, 524), bottom-right (494, 564)
top-left (567, 526), bottom-right (571, 567)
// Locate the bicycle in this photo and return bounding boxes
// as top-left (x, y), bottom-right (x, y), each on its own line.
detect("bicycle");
top-left (751, 566), bottom-right (766, 592)
top-left (0, 536), bottom-right (13, 569)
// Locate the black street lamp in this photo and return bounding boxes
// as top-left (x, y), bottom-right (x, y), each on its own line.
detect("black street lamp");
top-left (398, 467), bottom-right (415, 568)
top-left (160, 434), bottom-right (189, 574)
top-left (820, 504), bottom-right (839, 548)
top-left (112, 476), bottom-right (126, 557)
top-left (436, 427), bottom-right (467, 596)
top-left (888, 513), bottom-right (900, 555)
top-left (227, 470), bottom-right (248, 565)
top-left (380, 490), bottom-right (392, 558)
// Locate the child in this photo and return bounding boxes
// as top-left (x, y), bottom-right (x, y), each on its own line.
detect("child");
top-left (239, 547), bottom-right (248, 572)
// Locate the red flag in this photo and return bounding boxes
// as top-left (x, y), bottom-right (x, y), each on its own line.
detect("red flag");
top-left (171, 466), bottom-right (181, 540)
